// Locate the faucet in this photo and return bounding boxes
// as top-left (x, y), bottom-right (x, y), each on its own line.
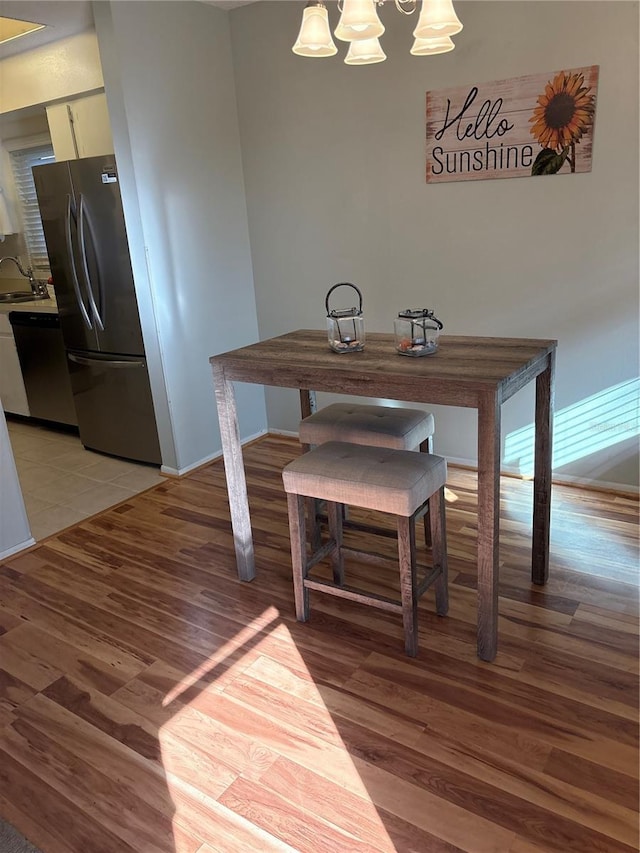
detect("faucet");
top-left (0, 256), bottom-right (49, 299)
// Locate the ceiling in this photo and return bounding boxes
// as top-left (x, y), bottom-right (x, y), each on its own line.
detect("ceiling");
top-left (0, 0), bottom-right (257, 62)
top-left (202, 1), bottom-right (257, 9)
top-left (0, 1), bottom-right (94, 60)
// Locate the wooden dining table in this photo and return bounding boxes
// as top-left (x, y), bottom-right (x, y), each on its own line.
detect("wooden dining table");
top-left (210, 330), bottom-right (557, 661)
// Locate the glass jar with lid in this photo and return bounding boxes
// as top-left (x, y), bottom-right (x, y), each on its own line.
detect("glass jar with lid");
top-left (394, 309), bottom-right (443, 356)
top-left (326, 282), bottom-right (365, 353)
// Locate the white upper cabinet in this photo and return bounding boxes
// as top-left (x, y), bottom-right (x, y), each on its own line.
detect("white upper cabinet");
top-left (46, 92), bottom-right (114, 161)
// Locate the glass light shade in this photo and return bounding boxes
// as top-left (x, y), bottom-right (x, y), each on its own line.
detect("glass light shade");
top-left (344, 37), bottom-right (386, 65)
top-left (412, 0), bottom-right (463, 39)
top-left (334, 0), bottom-right (385, 42)
top-left (410, 34), bottom-right (455, 55)
top-left (292, 3), bottom-right (338, 57)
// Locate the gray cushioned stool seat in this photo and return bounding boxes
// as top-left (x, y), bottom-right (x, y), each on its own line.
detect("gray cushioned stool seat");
top-left (299, 403), bottom-right (435, 451)
top-left (282, 441), bottom-right (448, 657)
top-left (282, 442), bottom-right (446, 517)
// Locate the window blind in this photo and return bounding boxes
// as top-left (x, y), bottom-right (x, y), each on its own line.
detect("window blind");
top-left (9, 144), bottom-right (54, 273)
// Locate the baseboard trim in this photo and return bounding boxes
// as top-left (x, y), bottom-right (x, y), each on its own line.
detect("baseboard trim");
top-left (161, 430), bottom-right (638, 495)
top-left (546, 473), bottom-right (638, 498)
top-left (408, 454), bottom-right (639, 497)
top-left (270, 434), bottom-right (639, 497)
top-left (0, 536), bottom-right (36, 560)
top-left (270, 428), bottom-right (299, 438)
top-left (161, 429), bottom-right (268, 478)
top-left (161, 453), bottom-right (221, 479)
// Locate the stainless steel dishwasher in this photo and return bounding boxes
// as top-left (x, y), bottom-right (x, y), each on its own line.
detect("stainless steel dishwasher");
top-left (9, 311), bottom-right (78, 426)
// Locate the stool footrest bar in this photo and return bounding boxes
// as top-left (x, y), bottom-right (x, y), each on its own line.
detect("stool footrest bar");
top-left (317, 513), bottom-right (398, 540)
top-left (416, 564), bottom-right (443, 598)
top-left (305, 539), bottom-right (337, 572)
top-left (340, 545), bottom-right (400, 567)
top-left (303, 578), bottom-right (404, 614)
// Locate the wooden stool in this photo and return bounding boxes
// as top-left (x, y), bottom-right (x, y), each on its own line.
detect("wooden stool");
top-left (282, 441), bottom-right (448, 657)
top-left (299, 402), bottom-right (436, 546)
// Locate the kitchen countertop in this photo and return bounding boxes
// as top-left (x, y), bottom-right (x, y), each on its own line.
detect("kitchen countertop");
top-left (0, 290), bottom-right (58, 315)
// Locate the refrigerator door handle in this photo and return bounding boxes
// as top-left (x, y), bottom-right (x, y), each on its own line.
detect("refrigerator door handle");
top-left (65, 194), bottom-right (93, 330)
top-left (68, 352), bottom-right (146, 369)
top-left (82, 196), bottom-right (105, 326)
top-left (78, 194), bottom-right (105, 331)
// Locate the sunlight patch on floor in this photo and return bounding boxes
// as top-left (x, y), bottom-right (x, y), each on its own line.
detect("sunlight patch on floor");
top-left (159, 613), bottom-right (397, 851)
top-left (161, 607), bottom-right (282, 706)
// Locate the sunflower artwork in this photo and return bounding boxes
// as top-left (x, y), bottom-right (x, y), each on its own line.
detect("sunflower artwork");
top-left (529, 69), bottom-right (597, 176)
top-left (425, 65), bottom-right (599, 184)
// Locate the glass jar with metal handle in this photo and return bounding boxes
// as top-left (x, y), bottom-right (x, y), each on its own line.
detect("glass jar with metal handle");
top-left (326, 282), bottom-right (365, 353)
top-left (394, 308), bottom-right (443, 356)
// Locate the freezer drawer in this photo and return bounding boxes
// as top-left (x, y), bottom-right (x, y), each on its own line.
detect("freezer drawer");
top-left (67, 351), bottom-right (161, 465)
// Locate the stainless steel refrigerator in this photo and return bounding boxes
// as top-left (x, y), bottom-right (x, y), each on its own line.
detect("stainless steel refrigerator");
top-left (33, 155), bottom-right (161, 465)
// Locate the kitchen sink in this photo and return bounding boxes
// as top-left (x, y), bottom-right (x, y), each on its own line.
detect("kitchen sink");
top-left (0, 292), bottom-right (39, 303)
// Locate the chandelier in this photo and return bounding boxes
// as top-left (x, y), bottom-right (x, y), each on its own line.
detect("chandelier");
top-left (292, 0), bottom-right (463, 65)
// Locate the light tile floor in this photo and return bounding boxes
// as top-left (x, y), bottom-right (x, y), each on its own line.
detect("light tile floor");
top-left (7, 418), bottom-right (166, 542)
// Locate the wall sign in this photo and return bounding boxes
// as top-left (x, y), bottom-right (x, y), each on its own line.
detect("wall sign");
top-left (426, 65), bottom-right (599, 184)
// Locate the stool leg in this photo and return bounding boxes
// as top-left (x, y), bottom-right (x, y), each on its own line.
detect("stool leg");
top-left (419, 438), bottom-right (433, 549)
top-left (299, 389), bottom-right (318, 550)
top-left (306, 497), bottom-right (322, 551)
top-left (301, 438), bottom-right (323, 551)
top-left (327, 500), bottom-right (344, 585)
top-left (430, 486), bottom-right (449, 616)
top-left (397, 515), bottom-right (418, 657)
top-left (287, 492), bottom-right (309, 621)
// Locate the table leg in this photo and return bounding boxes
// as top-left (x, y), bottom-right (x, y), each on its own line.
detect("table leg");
top-left (532, 350), bottom-right (555, 585)
top-left (477, 391), bottom-right (501, 661)
top-left (299, 390), bottom-right (321, 551)
top-left (211, 361), bottom-right (255, 582)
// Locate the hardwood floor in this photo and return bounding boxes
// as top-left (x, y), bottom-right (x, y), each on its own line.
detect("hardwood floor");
top-left (0, 434), bottom-right (638, 853)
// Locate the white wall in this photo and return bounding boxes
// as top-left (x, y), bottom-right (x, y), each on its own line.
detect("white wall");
top-left (230, 1), bottom-right (639, 490)
top-left (0, 30), bottom-right (104, 114)
top-left (94, 0), bottom-right (267, 474)
top-left (91, 4), bottom-right (177, 471)
top-left (0, 407), bottom-right (33, 558)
